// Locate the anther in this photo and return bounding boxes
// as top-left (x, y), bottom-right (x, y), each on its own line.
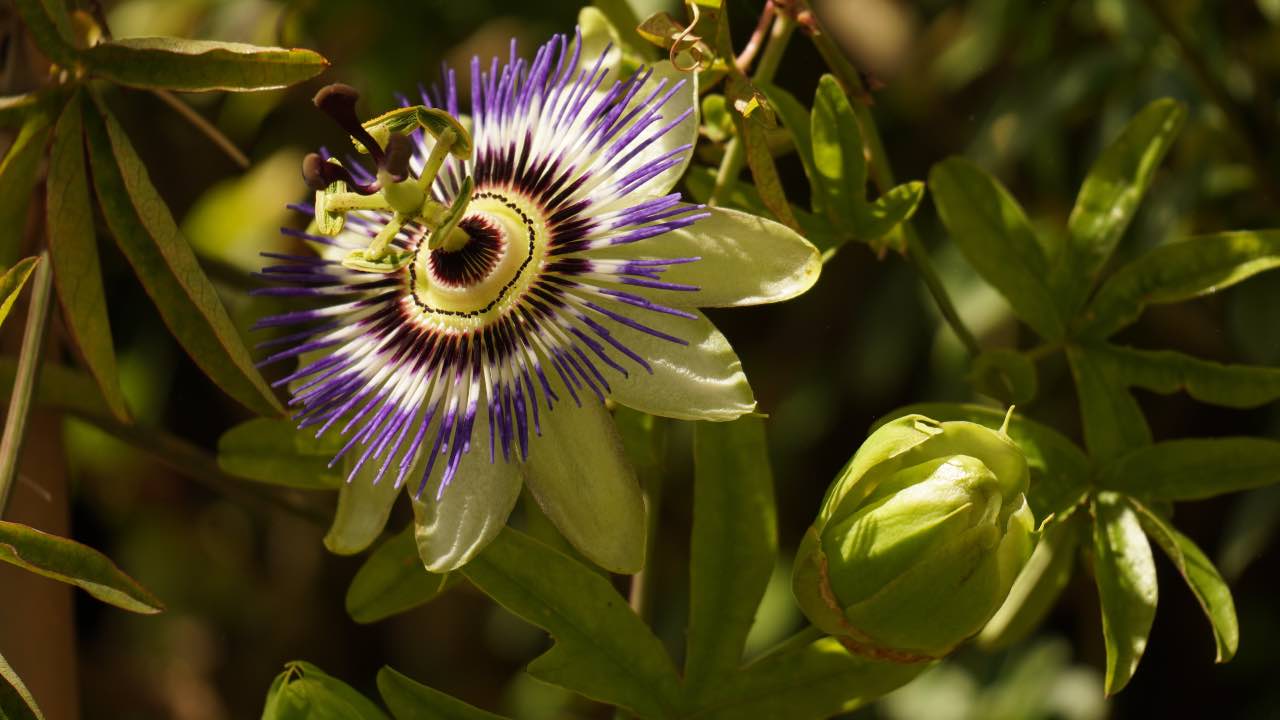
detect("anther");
top-left (313, 83), bottom-right (386, 165)
top-left (382, 133), bottom-right (415, 184)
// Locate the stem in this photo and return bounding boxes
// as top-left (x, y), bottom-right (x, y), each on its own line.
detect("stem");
top-left (152, 89), bottom-right (250, 170)
top-left (627, 469), bottom-right (665, 621)
top-left (0, 253), bottom-right (53, 518)
top-left (709, 11), bottom-right (795, 206)
top-left (802, 2), bottom-right (983, 357)
top-left (746, 624), bottom-right (825, 666)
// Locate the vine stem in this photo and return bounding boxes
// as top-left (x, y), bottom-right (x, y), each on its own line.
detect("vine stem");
top-left (152, 89), bottom-right (250, 170)
top-left (800, 2), bottom-right (983, 357)
top-left (0, 253), bottom-right (53, 518)
top-left (709, 7), bottom-right (795, 206)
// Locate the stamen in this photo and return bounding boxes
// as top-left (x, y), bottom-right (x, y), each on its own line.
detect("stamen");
top-left (314, 84), bottom-right (386, 165)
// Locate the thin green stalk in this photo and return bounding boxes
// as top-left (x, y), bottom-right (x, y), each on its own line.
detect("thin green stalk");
top-left (709, 10), bottom-right (795, 206)
top-left (627, 468), bottom-right (664, 621)
top-left (0, 253), bottom-right (53, 517)
top-left (746, 624), bottom-right (825, 666)
top-left (804, 4), bottom-right (983, 357)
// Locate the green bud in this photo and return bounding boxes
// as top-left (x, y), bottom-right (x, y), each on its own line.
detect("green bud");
top-left (793, 414), bottom-right (1035, 661)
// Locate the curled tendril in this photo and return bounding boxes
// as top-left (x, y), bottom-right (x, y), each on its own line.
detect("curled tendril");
top-left (670, 2), bottom-right (709, 73)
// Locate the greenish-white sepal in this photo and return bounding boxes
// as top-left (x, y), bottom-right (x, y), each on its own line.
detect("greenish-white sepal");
top-left (341, 248), bottom-right (413, 274)
top-left (410, 413), bottom-right (524, 572)
top-left (524, 397), bottom-right (646, 573)
top-left (604, 307), bottom-right (756, 421)
top-left (636, 60), bottom-right (699, 198)
top-left (606, 205), bottom-right (821, 307)
top-left (577, 7), bottom-right (624, 87)
top-left (323, 460), bottom-right (403, 556)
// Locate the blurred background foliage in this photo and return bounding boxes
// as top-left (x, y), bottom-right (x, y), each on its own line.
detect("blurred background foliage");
top-left (3, 0), bottom-right (1278, 717)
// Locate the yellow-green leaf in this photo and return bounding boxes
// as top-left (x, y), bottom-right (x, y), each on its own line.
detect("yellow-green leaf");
top-left (1089, 343), bottom-right (1280, 409)
top-left (0, 257), bottom-right (41, 330)
top-left (810, 74), bottom-right (865, 227)
top-left (216, 418), bottom-right (342, 489)
top-left (1066, 346), bottom-right (1151, 462)
top-left (377, 666), bottom-right (508, 720)
top-left (0, 114), bottom-right (52, 267)
top-left (262, 661), bottom-right (390, 720)
top-left (85, 37), bottom-right (328, 92)
top-left (1089, 492), bottom-right (1157, 696)
top-left (347, 528), bottom-right (457, 624)
top-left (1097, 437), bottom-right (1280, 500)
top-left (0, 649), bottom-right (44, 720)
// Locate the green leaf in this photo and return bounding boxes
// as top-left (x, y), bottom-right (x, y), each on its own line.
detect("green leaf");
top-left (0, 520), bottom-right (163, 614)
top-left (377, 667), bottom-right (508, 720)
top-left (968, 348), bottom-right (1038, 405)
top-left (1129, 499), bottom-right (1238, 663)
top-left (757, 82), bottom-right (821, 215)
top-left (977, 514), bottom-right (1083, 650)
top-left (0, 114), bottom-right (52, 268)
top-left (1057, 99), bottom-right (1185, 310)
top-left (325, 466), bottom-right (401, 556)
top-left (262, 661), bottom-right (390, 720)
top-left (460, 528), bottom-right (680, 719)
top-left (728, 74), bottom-right (799, 232)
top-left (47, 91), bottom-right (131, 423)
top-left (347, 527), bottom-right (457, 624)
top-left (1097, 437), bottom-right (1280, 500)
top-left (217, 418), bottom-right (342, 490)
top-left (0, 257), bottom-right (41, 330)
top-left (929, 157), bottom-right (1065, 339)
top-left (1088, 343), bottom-right (1280, 409)
top-left (856, 181), bottom-right (924, 253)
top-left (11, 0), bottom-right (78, 67)
top-left (0, 649), bottom-right (44, 720)
top-left (83, 94), bottom-right (283, 417)
top-left (1081, 230), bottom-right (1280, 340)
top-left (1089, 492), bottom-right (1157, 695)
top-left (85, 38), bottom-right (328, 92)
top-left (1066, 346), bottom-right (1151, 462)
top-left (875, 402), bottom-right (1090, 520)
top-left (810, 74), bottom-right (866, 227)
top-left (685, 417), bottom-right (777, 700)
top-left (692, 638), bottom-right (927, 719)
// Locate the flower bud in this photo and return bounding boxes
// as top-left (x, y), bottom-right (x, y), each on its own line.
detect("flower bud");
top-left (793, 414), bottom-right (1035, 661)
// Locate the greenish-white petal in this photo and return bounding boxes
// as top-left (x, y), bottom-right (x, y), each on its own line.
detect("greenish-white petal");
top-left (524, 397), bottom-right (646, 573)
top-left (602, 307), bottom-right (756, 421)
top-left (639, 59), bottom-right (699, 198)
top-left (604, 205), bottom-right (822, 307)
top-left (411, 413), bottom-right (525, 572)
top-left (324, 459), bottom-right (402, 555)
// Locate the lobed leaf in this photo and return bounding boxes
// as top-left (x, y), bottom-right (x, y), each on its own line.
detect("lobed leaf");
top-left (810, 74), bottom-right (866, 227)
top-left (876, 402), bottom-right (1091, 519)
top-left (1066, 346), bottom-right (1151, 462)
top-left (1096, 437), bottom-right (1280, 501)
top-left (347, 527), bottom-right (457, 624)
top-left (1089, 492), bottom-right (1158, 696)
top-left (685, 418), bottom-right (777, 701)
top-left (1057, 99), bottom-right (1185, 311)
top-left (377, 667), bottom-right (508, 720)
top-left (0, 649), bottom-right (44, 720)
top-left (977, 514), bottom-right (1083, 649)
top-left (85, 37), bottom-right (328, 92)
top-left (217, 418), bottom-right (342, 490)
top-left (83, 95), bottom-right (283, 416)
top-left (0, 257), bottom-right (41, 330)
top-left (47, 91), bottom-right (131, 422)
top-left (1130, 499), bottom-right (1238, 663)
top-left (1080, 230), bottom-right (1280, 340)
top-left (929, 157), bottom-right (1065, 339)
top-left (262, 661), bottom-right (390, 720)
top-left (1088, 343), bottom-right (1280, 409)
top-left (0, 114), bottom-right (52, 268)
top-left (0, 520), bottom-right (163, 614)
top-left (460, 528), bottom-right (681, 720)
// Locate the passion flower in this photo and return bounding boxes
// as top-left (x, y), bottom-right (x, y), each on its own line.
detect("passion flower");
top-left (256, 19), bottom-right (820, 574)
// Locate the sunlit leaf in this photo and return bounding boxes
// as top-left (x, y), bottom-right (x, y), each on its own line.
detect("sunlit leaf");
top-left (1066, 346), bottom-right (1151, 462)
top-left (347, 527), bottom-right (457, 624)
top-left (85, 38), bottom-right (328, 92)
top-left (757, 82), bottom-right (821, 214)
top-left (1089, 343), bottom-right (1280, 408)
top-left (856, 181), bottom-right (924, 254)
top-left (377, 666), bottom-right (508, 720)
top-left (810, 74), bottom-right (865, 227)
top-left (1057, 98), bottom-right (1185, 311)
top-left (0, 114), bottom-right (52, 267)
top-left (929, 157), bottom-right (1065, 339)
top-left (262, 661), bottom-right (390, 720)
top-left (460, 528), bottom-right (681, 719)
top-left (1081, 230), bottom-right (1280, 340)
top-left (1089, 492), bottom-right (1157, 696)
top-left (0, 257), bottom-right (41, 331)
top-left (685, 417), bottom-right (776, 700)
top-left (83, 95), bottom-right (283, 416)
top-left (0, 649), bottom-right (44, 720)
top-left (876, 402), bottom-right (1091, 519)
top-left (1130, 499), bottom-right (1238, 663)
top-left (692, 638), bottom-right (926, 719)
top-left (728, 74), bottom-right (798, 231)
top-left (47, 91), bottom-right (130, 422)
top-left (978, 514), bottom-right (1083, 649)
top-left (1096, 437), bottom-right (1280, 500)
top-left (0, 520), bottom-right (163, 614)
top-left (216, 418), bottom-right (342, 489)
